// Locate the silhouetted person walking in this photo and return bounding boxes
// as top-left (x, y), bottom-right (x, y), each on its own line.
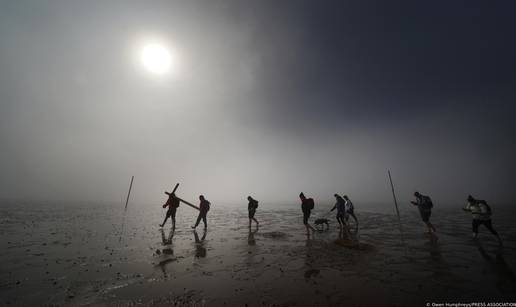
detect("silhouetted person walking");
top-left (463, 195), bottom-right (502, 246)
top-left (192, 195), bottom-right (210, 229)
top-left (300, 192), bottom-right (316, 232)
top-left (343, 195), bottom-right (358, 227)
top-left (160, 192), bottom-right (180, 229)
top-left (330, 194), bottom-right (347, 226)
top-left (411, 191), bottom-right (436, 233)
top-left (247, 196), bottom-right (259, 227)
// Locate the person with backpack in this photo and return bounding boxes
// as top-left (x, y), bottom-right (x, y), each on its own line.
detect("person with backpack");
top-left (410, 191), bottom-right (436, 233)
top-left (299, 192), bottom-right (316, 232)
top-left (247, 196), bottom-right (259, 227)
top-left (343, 195), bottom-right (358, 227)
top-left (160, 192), bottom-right (180, 229)
top-left (330, 194), bottom-right (347, 227)
top-left (192, 195), bottom-right (210, 229)
top-left (463, 195), bottom-right (502, 245)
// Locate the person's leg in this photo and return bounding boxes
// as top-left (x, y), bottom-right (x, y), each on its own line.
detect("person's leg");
top-left (161, 213), bottom-right (170, 227)
top-left (192, 213), bottom-right (202, 228)
top-left (421, 212), bottom-right (433, 233)
top-left (202, 213), bottom-right (207, 229)
top-left (426, 211), bottom-right (434, 232)
top-left (340, 216), bottom-right (351, 237)
top-left (424, 221), bottom-right (433, 233)
top-left (350, 211), bottom-right (358, 225)
top-left (483, 220), bottom-right (502, 245)
top-left (482, 220), bottom-right (498, 235)
top-left (249, 210), bottom-right (258, 225)
top-left (472, 219), bottom-right (480, 239)
top-left (170, 210), bottom-right (176, 229)
top-left (303, 211), bottom-right (315, 232)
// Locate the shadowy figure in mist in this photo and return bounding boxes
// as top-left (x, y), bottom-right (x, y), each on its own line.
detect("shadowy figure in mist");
top-left (299, 192), bottom-right (316, 233)
top-left (160, 192), bottom-right (180, 229)
top-left (343, 195), bottom-right (358, 230)
top-left (411, 191), bottom-right (436, 234)
top-left (192, 195), bottom-right (210, 229)
top-left (331, 194), bottom-right (347, 227)
top-left (193, 229), bottom-right (207, 258)
top-left (463, 195), bottom-right (503, 246)
top-left (478, 244), bottom-right (516, 293)
top-left (247, 196), bottom-right (259, 227)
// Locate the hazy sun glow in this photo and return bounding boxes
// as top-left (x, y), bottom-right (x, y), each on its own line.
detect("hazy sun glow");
top-left (140, 43), bottom-right (172, 75)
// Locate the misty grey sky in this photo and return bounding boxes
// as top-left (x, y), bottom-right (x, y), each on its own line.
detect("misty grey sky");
top-left (1, 0), bottom-right (514, 207)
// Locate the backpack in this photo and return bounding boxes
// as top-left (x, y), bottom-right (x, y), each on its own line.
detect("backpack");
top-left (202, 200), bottom-right (210, 212)
top-left (308, 198), bottom-right (315, 210)
top-left (422, 196), bottom-right (433, 209)
top-left (480, 201), bottom-right (492, 216)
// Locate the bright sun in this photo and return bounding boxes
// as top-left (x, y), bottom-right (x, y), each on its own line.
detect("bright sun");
top-left (140, 43), bottom-right (172, 75)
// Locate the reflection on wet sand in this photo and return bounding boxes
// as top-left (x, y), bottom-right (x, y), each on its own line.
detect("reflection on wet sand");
top-left (478, 244), bottom-right (516, 294)
top-left (248, 225), bottom-right (258, 246)
top-left (2, 203), bottom-right (516, 306)
top-left (156, 228), bottom-right (175, 278)
top-left (426, 233), bottom-right (443, 264)
top-left (193, 230), bottom-right (207, 258)
top-left (160, 228), bottom-right (174, 246)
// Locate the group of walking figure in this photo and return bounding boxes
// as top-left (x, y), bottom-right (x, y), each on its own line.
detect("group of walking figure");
top-left (158, 190), bottom-right (503, 246)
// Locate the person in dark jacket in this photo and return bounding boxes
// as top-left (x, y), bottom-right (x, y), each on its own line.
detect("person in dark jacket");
top-left (330, 194), bottom-right (347, 226)
top-left (160, 192), bottom-right (180, 229)
top-left (463, 195), bottom-right (502, 246)
top-left (299, 192), bottom-right (316, 232)
top-left (192, 195), bottom-right (210, 229)
top-left (343, 195), bottom-right (358, 227)
top-left (247, 196), bottom-right (259, 227)
top-left (410, 191), bottom-right (436, 233)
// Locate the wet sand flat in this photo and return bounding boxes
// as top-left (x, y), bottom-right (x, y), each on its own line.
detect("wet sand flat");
top-left (1, 201), bottom-right (516, 306)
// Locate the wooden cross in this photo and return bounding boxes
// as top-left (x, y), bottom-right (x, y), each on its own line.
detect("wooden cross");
top-left (165, 183), bottom-right (200, 211)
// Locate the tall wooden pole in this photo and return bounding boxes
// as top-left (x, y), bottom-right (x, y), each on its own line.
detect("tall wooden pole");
top-left (119, 176), bottom-right (134, 242)
top-left (124, 176), bottom-right (134, 211)
top-left (388, 170), bottom-right (405, 244)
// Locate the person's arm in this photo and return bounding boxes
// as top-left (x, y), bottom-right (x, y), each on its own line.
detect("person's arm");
top-left (462, 202), bottom-right (471, 211)
top-left (330, 203), bottom-right (337, 212)
top-left (410, 201), bottom-right (418, 206)
top-left (163, 192), bottom-right (170, 208)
